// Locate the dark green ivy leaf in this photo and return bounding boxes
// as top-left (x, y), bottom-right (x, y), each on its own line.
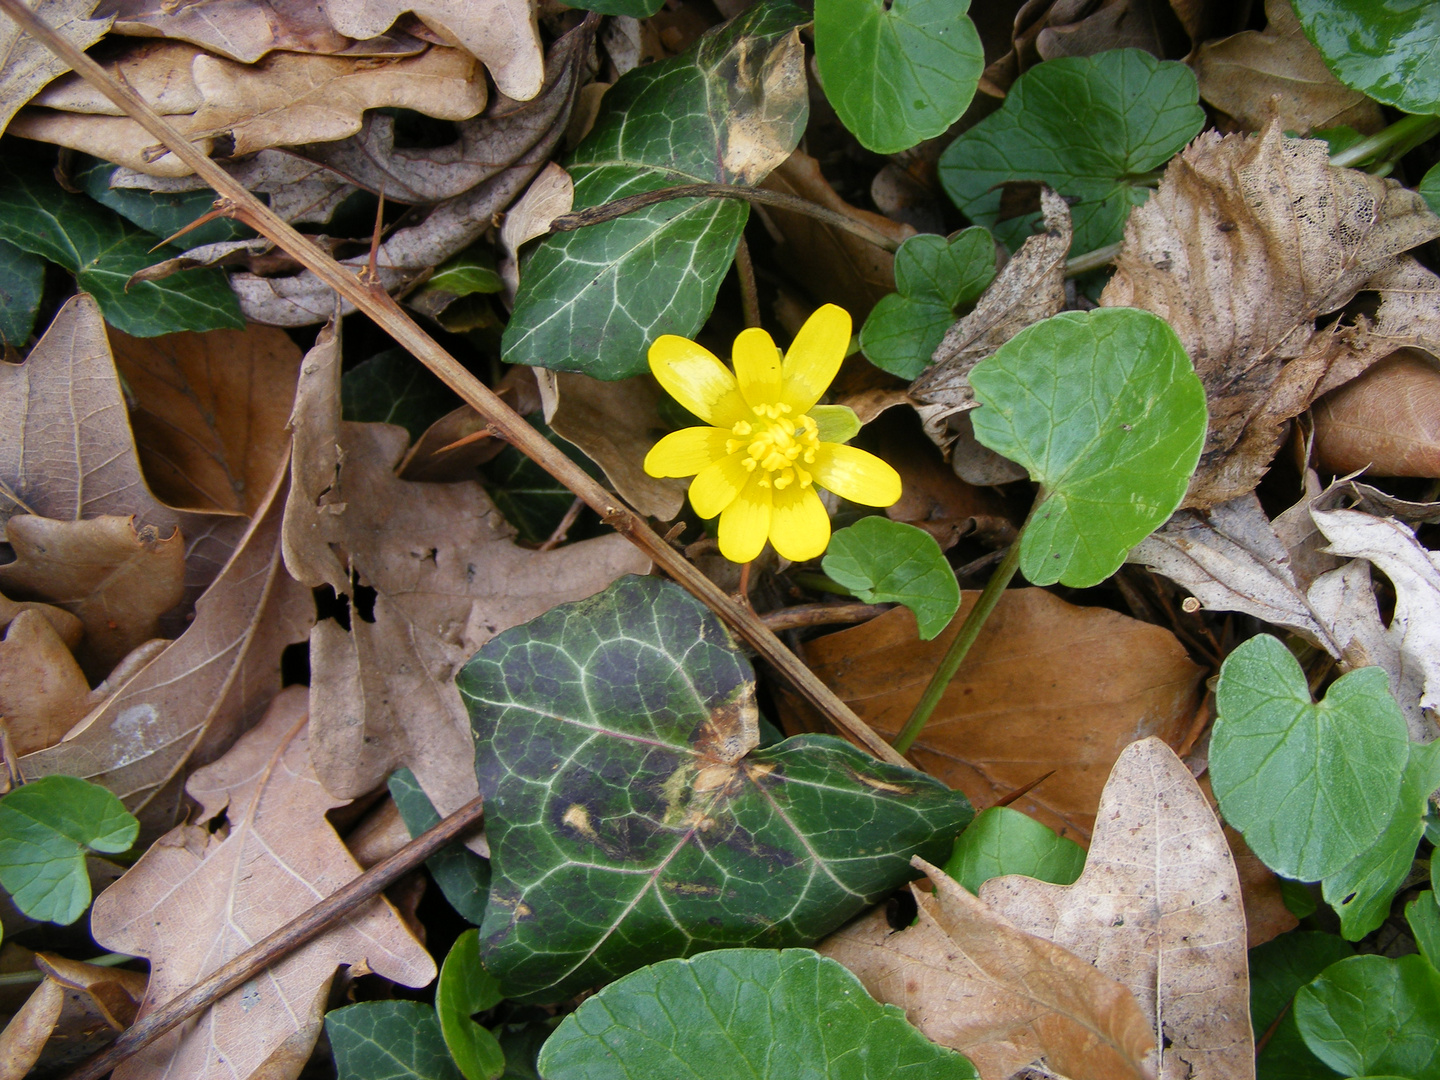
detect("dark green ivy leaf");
top-left (389, 768), bottom-right (490, 926)
top-left (1250, 931), bottom-right (1355, 1080)
top-left (0, 238), bottom-right (43, 347)
top-left (342, 348), bottom-right (461, 444)
top-left (460, 575), bottom-right (973, 1003)
top-left (327, 1001), bottom-right (465, 1080)
top-left (73, 156), bottom-right (249, 248)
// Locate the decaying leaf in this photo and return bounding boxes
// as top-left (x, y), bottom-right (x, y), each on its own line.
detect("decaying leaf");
top-left (91, 688), bottom-right (434, 1080)
top-left (0, 953), bottom-right (146, 1079)
top-left (0, 0), bottom-right (111, 141)
top-left (1100, 122), bottom-right (1440, 508)
top-left (0, 609), bottom-right (91, 755)
top-left (1313, 347), bottom-right (1440, 478)
top-left (1194, 0), bottom-right (1383, 135)
top-left (785, 590), bottom-right (1201, 841)
top-left (500, 161), bottom-right (573, 299)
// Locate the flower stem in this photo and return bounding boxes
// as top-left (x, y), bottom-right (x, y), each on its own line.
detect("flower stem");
top-left (791, 571), bottom-right (855, 597)
top-left (734, 233), bottom-right (761, 329)
top-left (1328, 113), bottom-right (1440, 169)
top-left (891, 539), bottom-right (1021, 756)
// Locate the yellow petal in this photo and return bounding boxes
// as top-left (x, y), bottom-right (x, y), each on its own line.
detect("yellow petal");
top-left (733, 327), bottom-right (782, 409)
top-left (718, 473), bottom-right (772, 563)
top-left (644, 427), bottom-right (732, 478)
top-left (812, 443), bottom-right (902, 507)
top-left (689, 450), bottom-right (753, 519)
top-left (780, 304), bottom-right (850, 414)
top-left (649, 335), bottom-right (748, 426)
top-left (769, 482), bottom-right (830, 562)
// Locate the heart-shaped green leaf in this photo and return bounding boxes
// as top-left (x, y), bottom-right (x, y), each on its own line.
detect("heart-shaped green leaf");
top-left (823, 517), bottom-right (960, 639)
top-left (436, 931), bottom-right (505, 1080)
top-left (968, 307), bottom-right (1207, 588)
top-left (813, 0), bottom-right (983, 155)
top-left (1292, 0), bottom-right (1440, 115)
top-left (503, 1), bottom-right (808, 380)
top-left (1295, 955), bottom-right (1440, 1079)
top-left (327, 1001), bottom-right (464, 1080)
top-left (860, 228), bottom-right (996, 379)
top-left (537, 948), bottom-right (979, 1079)
top-left (1408, 892), bottom-right (1440, 971)
top-left (942, 806), bottom-right (1085, 895)
top-left (460, 575), bottom-right (973, 1003)
top-left (938, 49), bottom-right (1204, 255)
top-left (1210, 634), bottom-right (1411, 882)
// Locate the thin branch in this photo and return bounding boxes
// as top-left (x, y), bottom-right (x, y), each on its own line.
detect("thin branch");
top-left (734, 233), bottom-right (761, 329)
top-left (761, 602), bottom-right (891, 632)
top-left (65, 796), bottom-right (488, 1080)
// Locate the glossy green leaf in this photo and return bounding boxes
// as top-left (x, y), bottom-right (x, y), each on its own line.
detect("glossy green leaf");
top-left (859, 228), bottom-right (996, 379)
top-left (1421, 162), bottom-right (1440, 217)
top-left (422, 246), bottom-right (505, 297)
top-left (1292, 0), bottom-right (1440, 115)
top-left (1211, 636), bottom-right (1410, 882)
top-left (942, 806), bottom-right (1086, 895)
top-left (437, 931), bottom-right (505, 1080)
top-left (573, 0), bottom-right (663, 14)
top-left (343, 348), bottom-right (461, 443)
top-left (968, 307), bottom-right (1206, 587)
top-left (327, 1001), bottom-right (465, 1080)
top-left (1321, 739), bottom-right (1440, 939)
top-left (1295, 954), bottom-right (1440, 1079)
top-left (823, 517), bottom-right (960, 639)
top-left (389, 769), bottom-right (490, 926)
top-left (497, 1026), bottom-right (548, 1080)
top-left (460, 575), bottom-right (973, 1002)
top-left (0, 239), bottom-right (43, 347)
top-left (1251, 932), bottom-right (1355, 1041)
top-left (0, 776), bottom-right (138, 925)
top-left (74, 157), bottom-right (249, 248)
top-left (938, 49), bottom-right (1204, 254)
top-left (537, 948), bottom-right (979, 1079)
top-left (503, 1), bottom-right (808, 380)
top-left (1407, 892), bottom-right (1440, 971)
top-left (812, 0), bottom-right (982, 155)
top-left (0, 158), bottom-right (242, 336)
top-left (1280, 878), bottom-right (1319, 919)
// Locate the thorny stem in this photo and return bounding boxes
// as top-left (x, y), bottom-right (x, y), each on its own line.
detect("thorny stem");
top-left (1328, 112), bottom-right (1440, 170)
top-left (0, 0), bottom-right (905, 772)
top-left (892, 539), bottom-right (1022, 755)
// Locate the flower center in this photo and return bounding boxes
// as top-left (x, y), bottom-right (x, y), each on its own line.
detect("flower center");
top-left (725, 403), bottom-right (821, 491)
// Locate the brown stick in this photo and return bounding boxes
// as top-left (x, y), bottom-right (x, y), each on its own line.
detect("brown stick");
top-left (761, 602), bottom-right (891, 632)
top-left (0, 0), bottom-right (904, 770)
top-left (64, 795), bottom-right (487, 1080)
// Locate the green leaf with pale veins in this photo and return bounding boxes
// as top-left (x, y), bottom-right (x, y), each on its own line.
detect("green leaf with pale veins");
top-left (327, 1001), bottom-right (465, 1080)
top-left (942, 806), bottom-right (1085, 895)
top-left (0, 239), bottom-right (43, 346)
top-left (0, 157), bottom-right (242, 336)
top-left (74, 157), bottom-right (249, 248)
top-left (502, 0), bottom-right (809, 380)
top-left (813, 0), bottom-right (983, 155)
top-left (537, 948), bottom-right (979, 1080)
top-left (343, 348), bottom-right (460, 444)
top-left (823, 517), bottom-right (960, 639)
top-left (1292, 0), bottom-right (1440, 115)
top-left (968, 307), bottom-right (1206, 588)
top-left (0, 775), bottom-right (138, 925)
top-left (459, 575), bottom-right (973, 1003)
top-left (1295, 954), bottom-right (1440, 1079)
top-left (938, 49), bottom-right (1204, 254)
top-left (436, 931), bottom-right (504, 1080)
top-left (1210, 635), bottom-right (1410, 882)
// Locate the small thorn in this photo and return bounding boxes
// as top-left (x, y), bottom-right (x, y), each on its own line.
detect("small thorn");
top-left (994, 769), bottom-right (1056, 808)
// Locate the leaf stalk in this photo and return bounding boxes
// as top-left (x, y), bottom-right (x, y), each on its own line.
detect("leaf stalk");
top-left (1328, 112), bottom-right (1440, 170)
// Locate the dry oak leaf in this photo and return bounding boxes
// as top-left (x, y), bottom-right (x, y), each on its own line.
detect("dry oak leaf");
top-left (1194, 0), bottom-right (1383, 135)
top-left (1100, 121), bottom-right (1440, 508)
top-left (1313, 347), bottom-right (1440, 479)
top-left (91, 686), bottom-right (434, 1080)
top-left (784, 590), bottom-right (1201, 842)
top-left (0, 0), bottom-right (111, 140)
top-left (981, 738), bottom-right (1253, 1080)
top-left (0, 952), bottom-right (146, 1080)
top-left (820, 858), bottom-right (1159, 1080)
top-left (0, 610), bottom-right (96, 755)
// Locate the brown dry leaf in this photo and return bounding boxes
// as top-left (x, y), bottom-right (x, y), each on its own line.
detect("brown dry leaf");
top-left (91, 687), bottom-right (434, 1080)
top-left (786, 590), bottom-right (1201, 841)
top-left (0, 976), bottom-right (63, 1080)
top-left (0, 953), bottom-right (146, 1080)
top-left (501, 161), bottom-right (575, 300)
top-left (108, 324), bottom-right (301, 516)
top-left (982, 738), bottom-right (1254, 1080)
top-left (909, 187), bottom-right (1071, 458)
top-left (0, 592), bottom-right (82, 648)
top-left (1313, 347), bottom-right (1440, 478)
top-left (0, 609), bottom-right (94, 754)
top-left (759, 149), bottom-right (915, 321)
top-left (0, 514), bottom-right (184, 678)
top-left (20, 459), bottom-right (313, 833)
top-left (821, 860), bottom-right (1158, 1080)
top-left (0, 0), bottom-right (111, 140)
top-left (1194, 0), bottom-right (1383, 135)
top-left (1100, 122), bottom-right (1440, 508)
top-left (281, 323), bottom-right (649, 818)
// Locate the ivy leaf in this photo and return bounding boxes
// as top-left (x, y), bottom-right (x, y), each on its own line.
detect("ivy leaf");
top-left (1210, 634), bottom-right (1411, 882)
top-left (0, 157), bottom-right (242, 337)
top-left (1295, 954), bottom-right (1440, 1079)
top-left (74, 157), bottom-right (248, 248)
top-left (1292, 0), bottom-right (1440, 115)
top-left (503, 1), bottom-right (808, 380)
top-left (812, 0), bottom-right (982, 156)
top-left (942, 806), bottom-right (1086, 896)
top-left (436, 931), bottom-right (505, 1080)
top-left (0, 775), bottom-right (138, 925)
top-left (1321, 739), bottom-right (1440, 939)
top-left (536, 948), bottom-right (979, 1079)
top-left (823, 517), bottom-right (960, 640)
top-left (389, 769), bottom-right (490, 926)
top-left (0, 239), bottom-right (43, 346)
top-left (460, 575), bottom-right (974, 1003)
top-left (938, 49), bottom-right (1204, 255)
top-left (860, 228), bottom-right (996, 379)
top-left (327, 1001), bottom-right (465, 1080)
top-left (968, 306), bottom-right (1207, 588)
top-left (342, 348), bottom-right (460, 444)
top-left (573, 0), bottom-right (663, 14)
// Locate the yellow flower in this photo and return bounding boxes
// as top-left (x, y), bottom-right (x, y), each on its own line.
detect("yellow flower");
top-left (643, 304), bottom-right (901, 563)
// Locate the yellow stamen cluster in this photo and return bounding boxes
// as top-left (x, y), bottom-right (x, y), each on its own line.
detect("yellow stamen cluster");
top-left (725, 403), bottom-right (821, 491)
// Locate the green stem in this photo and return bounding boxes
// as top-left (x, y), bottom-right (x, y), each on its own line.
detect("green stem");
top-left (0, 952), bottom-right (135, 987)
top-left (790, 572), bottom-right (855, 598)
top-left (1329, 113), bottom-right (1440, 169)
top-left (892, 539), bottom-right (1022, 755)
top-left (1064, 241), bottom-right (1122, 278)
